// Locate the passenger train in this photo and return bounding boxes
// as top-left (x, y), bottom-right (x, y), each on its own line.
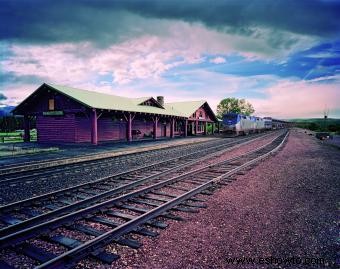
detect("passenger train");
top-left (222, 113), bottom-right (286, 135)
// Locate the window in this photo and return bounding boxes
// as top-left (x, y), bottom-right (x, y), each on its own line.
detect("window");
top-left (199, 111), bottom-right (203, 118)
top-left (175, 121), bottom-right (182, 132)
top-left (224, 114), bottom-right (237, 120)
top-left (197, 122), bottom-right (204, 132)
top-left (48, 99), bottom-right (55, 111)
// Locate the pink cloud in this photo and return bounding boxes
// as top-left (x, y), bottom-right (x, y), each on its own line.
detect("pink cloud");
top-left (250, 77), bottom-right (340, 118)
top-left (2, 21), bottom-right (319, 88)
top-left (210, 57), bottom-right (226, 64)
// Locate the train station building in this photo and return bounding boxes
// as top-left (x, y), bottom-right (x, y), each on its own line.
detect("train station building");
top-left (13, 83), bottom-right (218, 144)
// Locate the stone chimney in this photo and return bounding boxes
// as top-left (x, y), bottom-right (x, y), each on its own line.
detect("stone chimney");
top-left (157, 96), bottom-right (164, 106)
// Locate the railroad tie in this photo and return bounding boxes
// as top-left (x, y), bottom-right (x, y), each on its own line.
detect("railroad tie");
top-left (20, 208), bottom-right (42, 217)
top-left (106, 210), bottom-right (167, 229)
top-left (0, 260), bottom-right (15, 269)
top-left (166, 185), bottom-right (190, 192)
top-left (48, 235), bottom-right (119, 263)
top-left (0, 215), bottom-right (22, 225)
top-left (131, 198), bottom-right (163, 207)
top-left (150, 191), bottom-right (176, 198)
top-left (90, 216), bottom-right (158, 237)
top-left (144, 194), bottom-right (170, 203)
top-left (72, 223), bottom-right (142, 249)
top-left (180, 202), bottom-right (207, 208)
top-left (172, 206), bottom-right (199, 213)
top-left (18, 242), bottom-right (56, 263)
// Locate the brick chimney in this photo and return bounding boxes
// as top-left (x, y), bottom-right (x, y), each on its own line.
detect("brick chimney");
top-left (157, 96), bottom-right (164, 106)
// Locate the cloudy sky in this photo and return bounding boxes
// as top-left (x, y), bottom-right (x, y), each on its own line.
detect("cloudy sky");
top-left (1, 0), bottom-right (340, 118)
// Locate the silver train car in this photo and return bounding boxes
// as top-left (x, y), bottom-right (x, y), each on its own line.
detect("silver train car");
top-left (263, 117), bottom-right (273, 130)
top-left (222, 113), bottom-right (265, 135)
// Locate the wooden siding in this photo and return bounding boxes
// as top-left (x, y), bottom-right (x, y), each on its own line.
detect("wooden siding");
top-left (188, 107), bottom-right (212, 121)
top-left (74, 117), bottom-right (91, 143)
top-left (36, 114), bottom-right (76, 142)
top-left (25, 89), bottom-right (84, 113)
top-left (74, 117), bottom-right (127, 142)
top-left (98, 118), bottom-right (126, 142)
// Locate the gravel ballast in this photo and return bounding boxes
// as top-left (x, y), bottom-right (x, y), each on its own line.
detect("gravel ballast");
top-left (110, 129), bottom-right (339, 269)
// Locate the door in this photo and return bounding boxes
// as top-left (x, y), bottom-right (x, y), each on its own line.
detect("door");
top-left (163, 125), bottom-right (167, 137)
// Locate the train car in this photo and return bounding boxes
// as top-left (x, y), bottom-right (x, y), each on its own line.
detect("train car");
top-left (222, 113), bottom-right (256, 135)
top-left (250, 116), bottom-right (257, 132)
top-left (263, 117), bottom-right (273, 130)
top-left (255, 117), bottom-right (265, 132)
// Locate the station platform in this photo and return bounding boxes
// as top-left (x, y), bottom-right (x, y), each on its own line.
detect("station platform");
top-left (0, 135), bottom-right (220, 168)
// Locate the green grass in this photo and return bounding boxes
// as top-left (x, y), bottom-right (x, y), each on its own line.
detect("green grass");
top-left (0, 146), bottom-right (59, 158)
top-left (0, 129), bottom-right (37, 143)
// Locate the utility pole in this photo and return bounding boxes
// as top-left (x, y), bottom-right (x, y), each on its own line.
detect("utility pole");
top-left (323, 106), bottom-right (329, 131)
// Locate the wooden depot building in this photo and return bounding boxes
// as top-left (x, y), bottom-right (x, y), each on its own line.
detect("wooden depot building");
top-left (13, 83), bottom-right (218, 145)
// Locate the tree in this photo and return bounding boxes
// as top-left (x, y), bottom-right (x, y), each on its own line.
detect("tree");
top-left (216, 98), bottom-right (255, 118)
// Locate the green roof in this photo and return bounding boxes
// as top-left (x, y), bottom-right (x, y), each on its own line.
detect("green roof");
top-left (14, 83), bottom-right (217, 120)
top-left (165, 101), bottom-right (206, 118)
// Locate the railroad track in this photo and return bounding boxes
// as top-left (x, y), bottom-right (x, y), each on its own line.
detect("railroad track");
top-left (0, 130), bottom-right (288, 269)
top-left (0, 136), bottom-right (249, 184)
top-left (0, 133), bottom-right (274, 207)
top-left (0, 131), bottom-right (276, 232)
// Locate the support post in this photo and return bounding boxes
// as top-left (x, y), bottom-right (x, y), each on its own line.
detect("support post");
top-left (217, 121), bottom-right (220, 134)
top-left (184, 120), bottom-right (188, 137)
top-left (170, 118), bottom-right (175, 138)
top-left (204, 121), bottom-right (208, 135)
top-left (212, 122), bottom-right (215, 135)
top-left (153, 116), bottom-right (158, 139)
top-left (127, 113), bottom-right (132, 142)
top-left (195, 120), bottom-right (198, 135)
top-left (23, 115), bottom-right (30, 142)
top-left (91, 109), bottom-right (98, 145)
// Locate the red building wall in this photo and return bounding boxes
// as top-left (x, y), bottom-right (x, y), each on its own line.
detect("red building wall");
top-left (37, 115), bottom-right (172, 143)
top-left (36, 114), bottom-right (76, 143)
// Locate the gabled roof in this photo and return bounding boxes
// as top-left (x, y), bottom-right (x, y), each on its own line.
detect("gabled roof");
top-left (133, 97), bottom-right (165, 109)
top-left (165, 101), bottom-right (206, 117)
top-left (165, 100), bottom-right (218, 121)
top-left (13, 83), bottom-right (217, 121)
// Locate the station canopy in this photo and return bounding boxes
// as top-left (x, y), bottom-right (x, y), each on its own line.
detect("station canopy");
top-left (13, 83), bottom-right (217, 121)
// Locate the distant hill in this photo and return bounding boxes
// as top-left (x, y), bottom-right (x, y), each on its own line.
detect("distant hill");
top-left (288, 118), bottom-right (340, 124)
top-left (0, 106), bottom-right (15, 116)
top-left (289, 118), bottom-right (340, 133)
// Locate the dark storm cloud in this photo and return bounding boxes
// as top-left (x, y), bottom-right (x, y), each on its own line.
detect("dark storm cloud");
top-left (0, 93), bottom-right (7, 101)
top-left (116, 0), bottom-right (340, 37)
top-left (0, 72), bottom-right (44, 87)
top-left (1, 0), bottom-right (340, 45)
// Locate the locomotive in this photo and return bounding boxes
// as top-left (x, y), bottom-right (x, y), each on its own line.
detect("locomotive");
top-left (222, 113), bottom-right (265, 135)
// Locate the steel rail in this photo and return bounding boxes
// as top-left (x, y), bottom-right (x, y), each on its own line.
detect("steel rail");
top-left (0, 132), bottom-right (273, 182)
top-left (0, 135), bottom-right (252, 184)
top-left (35, 131), bottom-right (289, 269)
top-left (0, 132), bottom-right (277, 237)
top-left (0, 131), bottom-right (287, 249)
top-left (0, 132), bottom-right (272, 209)
top-left (0, 137), bottom-right (225, 177)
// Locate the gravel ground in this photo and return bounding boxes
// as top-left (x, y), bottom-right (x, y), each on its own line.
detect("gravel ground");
top-left (0, 133), bottom-right (281, 268)
top-left (0, 137), bottom-right (233, 204)
top-left (0, 133), bottom-right (276, 205)
top-left (106, 129), bottom-right (339, 269)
